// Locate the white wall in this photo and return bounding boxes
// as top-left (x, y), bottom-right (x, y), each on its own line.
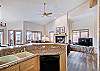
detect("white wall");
top-left (0, 27), bottom-right (7, 45)
top-left (0, 21), bottom-right (23, 44)
top-left (22, 21), bottom-right (45, 44)
top-left (0, 7), bottom-right (1, 20)
top-left (47, 15), bottom-right (68, 33)
top-left (6, 21), bottom-right (23, 44)
top-left (46, 15), bottom-right (69, 43)
top-left (46, 2), bottom-right (98, 48)
top-left (7, 21), bottom-right (23, 30)
top-left (69, 3), bottom-right (97, 48)
top-left (24, 21), bottom-right (45, 34)
top-left (0, 20), bottom-right (45, 44)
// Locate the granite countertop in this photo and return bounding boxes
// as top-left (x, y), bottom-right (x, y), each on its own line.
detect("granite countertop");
top-left (0, 43), bottom-right (66, 50)
top-left (0, 43), bottom-right (66, 70)
top-left (0, 51), bottom-right (37, 70)
top-left (0, 51), bottom-right (63, 70)
top-left (0, 45), bottom-right (22, 51)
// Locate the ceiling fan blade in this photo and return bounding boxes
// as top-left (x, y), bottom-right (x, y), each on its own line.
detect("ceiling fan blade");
top-left (48, 13), bottom-right (52, 15)
top-left (46, 13), bottom-right (52, 16)
top-left (39, 2), bottom-right (53, 17)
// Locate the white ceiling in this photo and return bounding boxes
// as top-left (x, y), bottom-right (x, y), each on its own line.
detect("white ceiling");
top-left (0, 0), bottom-right (87, 24)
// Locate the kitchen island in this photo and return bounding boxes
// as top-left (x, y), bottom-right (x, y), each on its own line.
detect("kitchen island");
top-left (0, 43), bottom-right (67, 71)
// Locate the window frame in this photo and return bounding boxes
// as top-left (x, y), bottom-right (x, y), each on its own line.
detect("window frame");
top-left (8, 30), bottom-right (22, 45)
top-left (80, 29), bottom-right (89, 38)
top-left (49, 31), bottom-right (55, 42)
top-left (72, 29), bottom-right (89, 43)
top-left (26, 30), bottom-right (42, 43)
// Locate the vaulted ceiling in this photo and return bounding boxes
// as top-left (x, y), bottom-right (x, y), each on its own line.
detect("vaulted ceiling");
top-left (0, 0), bottom-right (87, 24)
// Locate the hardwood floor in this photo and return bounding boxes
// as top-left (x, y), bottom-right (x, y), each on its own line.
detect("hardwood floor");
top-left (68, 51), bottom-right (97, 71)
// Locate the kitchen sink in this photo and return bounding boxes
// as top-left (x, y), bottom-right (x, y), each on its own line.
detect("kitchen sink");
top-left (14, 51), bottom-right (34, 58)
top-left (0, 55), bottom-right (18, 65)
top-left (0, 52), bottom-right (34, 65)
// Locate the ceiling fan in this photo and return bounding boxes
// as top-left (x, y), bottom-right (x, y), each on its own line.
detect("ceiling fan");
top-left (42, 3), bottom-right (52, 16)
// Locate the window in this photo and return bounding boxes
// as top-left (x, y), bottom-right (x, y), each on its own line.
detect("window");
top-left (26, 31), bottom-right (42, 43)
top-left (49, 31), bottom-right (54, 42)
top-left (8, 31), bottom-right (14, 46)
top-left (72, 29), bottom-right (89, 43)
top-left (37, 32), bottom-right (42, 40)
top-left (26, 31), bottom-right (33, 42)
top-left (8, 30), bottom-right (22, 45)
top-left (72, 31), bottom-right (80, 43)
top-left (33, 32), bottom-right (42, 41)
top-left (80, 31), bottom-right (89, 38)
top-left (15, 31), bottom-right (22, 45)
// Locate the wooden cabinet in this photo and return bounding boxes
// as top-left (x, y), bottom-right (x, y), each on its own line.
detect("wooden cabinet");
top-left (0, 64), bottom-right (19, 71)
top-left (9, 64), bottom-right (19, 71)
top-left (60, 52), bottom-right (66, 71)
top-left (0, 53), bottom-right (66, 71)
top-left (0, 68), bottom-right (9, 71)
top-left (19, 56), bottom-right (39, 71)
top-left (0, 56), bottom-right (39, 71)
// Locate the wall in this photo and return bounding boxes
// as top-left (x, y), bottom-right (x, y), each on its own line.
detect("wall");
top-left (0, 7), bottom-right (1, 20)
top-left (0, 20), bottom-right (45, 44)
top-left (0, 27), bottom-right (7, 45)
top-left (24, 21), bottom-right (45, 34)
top-left (0, 21), bottom-right (23, 45)
top-left (5, 21), bottom-right (23, 44)
top-left (46, 1), bottom-right (98, 48)
top-left (69, 2), bottom-right (97, 48)
top-left (7, 21), bottom-right (23, 30)
top-left (46, 15), bottom-right (69, 43)
top-left (22, 21), bottom-right (45, 44)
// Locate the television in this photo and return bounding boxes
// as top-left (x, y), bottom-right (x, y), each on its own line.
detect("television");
top-left (55, 36), bottom-right (65, 43)
top-left (78, 38), bottom-right (93, 46)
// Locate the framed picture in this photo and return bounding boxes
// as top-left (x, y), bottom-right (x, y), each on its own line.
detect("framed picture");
top-left (56, 26), bottom-right (65, 34)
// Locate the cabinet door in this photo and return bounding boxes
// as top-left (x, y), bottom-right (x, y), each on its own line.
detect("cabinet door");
top-left (0, 68), bottom-right (9, 71)
top-left (20, 56), bottom-right (39, 71)
top-left (9, 64), bottom-right (19, 71)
